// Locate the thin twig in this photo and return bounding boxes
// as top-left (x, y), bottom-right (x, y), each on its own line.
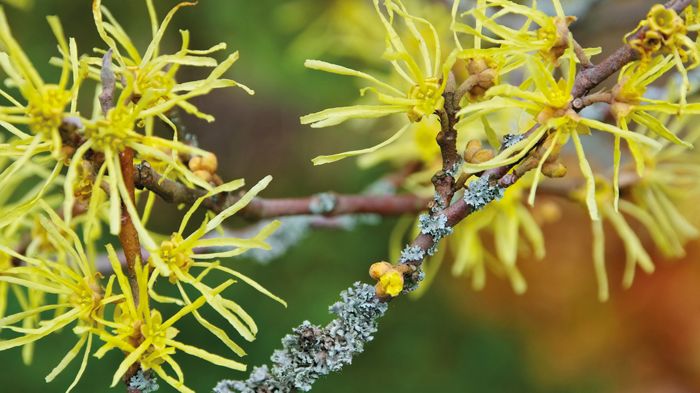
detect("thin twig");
top-left (133, 161), bottom-right (429, 219)
top-left (98, 49), bottom-right (146, 393)
top-left (433, 76), bottom-right (461, 206)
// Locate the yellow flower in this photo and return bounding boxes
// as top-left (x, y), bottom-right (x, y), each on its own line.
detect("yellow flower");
top-left (458, 48), bottom-right (661, 220)
top-left (63, 79), bottom-right (212, 237)
top-left (624, 116), bottom-right (700, 258)
top-left (0, 8), bottom-right (80, 135)
top-left (301, 0), bottom-right (455, 165)
top-left (88, 0), bottom-right (253, 123)
top-left (577, 179), bottom-right (655, 302)
top-left (607, 57), bottom-right (698, 207)
top-left (136, 176), bottom-right (285, 357)
top-left (454, 0), bottom-right (598, 63)
top-left (627, 4), bottom-right (699, 106)
top-left (0, 202), bottom-right (112, 392)
top-left (449, 178), bottom-right (543, 294)
top-left (577, 104), bottom-right (700, 301)
top-left (59, 0), bottom-right (256, 237)
top-left (379, 270), bottom-right (404, 297)
top-left (0, 7), bottom-right (80, 206)
top-left (369, 261), bottom-right (407, 297)
top-left (94, 247), bottom-right (245, 393)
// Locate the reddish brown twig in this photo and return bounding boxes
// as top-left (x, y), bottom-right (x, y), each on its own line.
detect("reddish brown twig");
top-left (433, 79), bottom-right (461, 206)
top-left (118, 148), bottom-right (143, 290)
top-left (133, 161), bottom-right (429, 219)
top-left (97, 49), bottom-right (147, 393)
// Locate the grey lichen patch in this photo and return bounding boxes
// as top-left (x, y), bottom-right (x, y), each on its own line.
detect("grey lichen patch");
top-left (418, 213), bottom-right (453, 257)
top-left (402, 268), bottom-right (425, 293)
top-left (309, 192), bottom-right (338, 214)
top-left (445, 157), bottom-right (464, 178)
top-left (215, 283), bottom-right (388, 393)
top-left (418, 213), bottom-right (452, 239)
top-left (129, 370), bottom-right (159, 393)
top-left (398, 245), bottom-right (426, 292)
top-left (464, 177), bottom-right (504, 210)
top-left (399, 245), bottom-right (425, 263)
top-left (432, 190), bottom-right (449, 212)
top-left (502, 133), bottom-right (525, 149)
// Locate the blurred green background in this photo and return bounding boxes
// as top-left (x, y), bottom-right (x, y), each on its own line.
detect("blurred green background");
top-left (1, 1), bottom-right (698, 393)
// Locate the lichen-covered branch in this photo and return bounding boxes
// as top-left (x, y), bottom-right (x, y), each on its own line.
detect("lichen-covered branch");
top-left (214, 283), bottom-right (387, 393)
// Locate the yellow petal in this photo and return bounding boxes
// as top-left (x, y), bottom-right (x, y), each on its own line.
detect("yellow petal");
top-left (312, 123), bottom-right (410, 165)
top-left (300, 105), bottom-right (406, 128)
top-left (168, 339), bottom-right (246, 371)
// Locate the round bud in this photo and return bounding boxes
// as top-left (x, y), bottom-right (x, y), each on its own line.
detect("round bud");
top-left (193, 170), bottom-right (213, 182)
top-left (472, 149), bottom-right (495, 164)
top-left (188, 156), bottom-right (203, 171)
top-left (200, 152), bottom-right (218, 173)
top-left (464, 140), bottom-right (483, 162)
top-left (369, 261), bottom-right (393, 280)
top-left (542, 162), bottom-right (567, 178)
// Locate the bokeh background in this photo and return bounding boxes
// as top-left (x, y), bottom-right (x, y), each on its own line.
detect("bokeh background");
top-left (2, 0), bottom-right (700, 392)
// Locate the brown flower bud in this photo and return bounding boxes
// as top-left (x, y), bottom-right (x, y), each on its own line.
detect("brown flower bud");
top-left (200, 152), bottom-right (218, 173)
top-left (189, 156), bottom-right (203, 171)
top-left (193, 169), bottom-right (213, 182)
top-left (464, 140), bottom-right (494, 164)
top-left (369, 261), bottom-right (393, 280)
top-left (472, 149), bottom-right (495, 163)
top-left (542, 161), bottom-right (567, 178)
top-left (464, 140), bottom-right (482, 162)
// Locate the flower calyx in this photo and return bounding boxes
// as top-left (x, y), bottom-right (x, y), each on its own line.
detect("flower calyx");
top-left (407, 77), bottom-right (444, 123)
top-left (539, 16), bottom-right (577, 62)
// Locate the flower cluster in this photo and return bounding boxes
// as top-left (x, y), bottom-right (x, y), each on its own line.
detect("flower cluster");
top-left (627, 4), bottom-right (699, 105)
top-left (0, 1), bottom-right (284, 392)
top-left (300, 0), bottom-right (700, 298)
top-left (300, 0), bottom-right (452, 165)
